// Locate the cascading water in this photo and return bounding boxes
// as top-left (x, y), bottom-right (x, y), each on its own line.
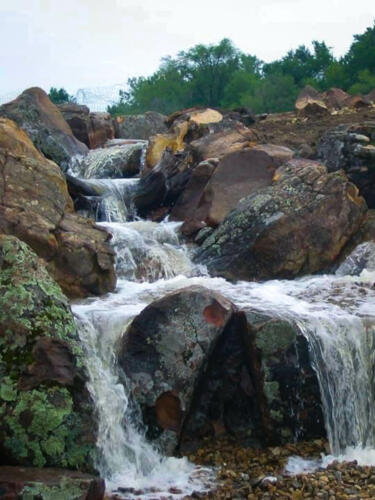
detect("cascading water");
top-left (70, 149), bottom-right (375, 495)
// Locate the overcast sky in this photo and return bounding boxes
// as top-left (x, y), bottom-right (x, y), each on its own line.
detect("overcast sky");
top-left (0, 0), bottom-right (374, 95)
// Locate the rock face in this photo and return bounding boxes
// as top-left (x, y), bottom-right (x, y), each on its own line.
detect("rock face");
top-left (0, 118), bottom-right (116, 297)
top-left (118, 286), bottom-right (238, 452)
top-left (322, 88), bottom-right (349, 110)
top-left (70, 141), bottom-right (145, 179)
top-left (145, 108), bottom-right (224, 170)
top-left (181, 310), bottom-right (324, 448)
top-left (175, 145), bottom-right (294, 234)
top-left (133, 149), bottom-right (194, 216)
top-left (295, 85), bottom-right (329, 116)
top-left (0, 467), bottom-right (105, 500)
top-left (317, 122), bottom-right (375, 208)
top-left (114, 111), bottom-right (167, 140)
top-left (0, 235), bottom-right (97, 471)
top-left (195, 159), bottom-right (367, 281)
top-left (189, 120), bottom-right (259, 162)
top-left (0, 88), bottom-right (88, 169)
top-left (119, 285), bottom-right (324, 453)
top-left (59, 103), bottom-right (115, 149)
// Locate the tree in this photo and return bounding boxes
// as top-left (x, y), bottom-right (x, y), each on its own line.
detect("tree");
top-left (48, 87), bottom-right (76, 105)
top-left (345, 22), bottom-right (375, 87)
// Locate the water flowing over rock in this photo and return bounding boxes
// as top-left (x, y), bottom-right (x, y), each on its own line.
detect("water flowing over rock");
top-left (114, 112), bottom-right (167, 140)
top-left (69, 142), bottom-right (146, 179)
top-left (195, 159), bottom-right (367, 281)
top-left (118, 285), bottom-right (239, 452)
top-left (0, 235), bottom-right (97, 471)
top-left (59, 103), bottom-right (115, 149)
top-left (133, 149), bottom-right (194, 216)
top-left (176, 145), bottom-right (294, 234)
top-left (0, 87), bottom-right (88, 169)
top-left (317, 122), bottom-right (375, 207)
top-left (0, 118), bottom-right (116, 297)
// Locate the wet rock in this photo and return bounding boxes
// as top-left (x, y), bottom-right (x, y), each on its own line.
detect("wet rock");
top-left (317, 122), bottom-right (375, 207)
top-left (118, 285), bottom-right (238, 453)
top-left (133, 149), bottom-right (194, 216)
top-left (59, 103), bottom-right (115, 149)
top-left (177, 145), bottom-right (293, 234)
top-left (195, 159), bottom-right (367, 281)
top-left (0, 117), bottom-right (116, 297)
top-left (0, 235), bottom-right (97, 470)
top-left (114, 111), bottom-right (167, 140)
top-left (69, 141), bottom-right (145, 179)
top-left (0, 87), bottom-right (88, 169)
top-left (336, 241), bottom-right (375, 276)
top-left (0, 467), bottom-right (104, 499)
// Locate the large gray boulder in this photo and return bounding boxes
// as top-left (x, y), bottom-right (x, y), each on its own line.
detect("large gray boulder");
top-left (114, 111), bottom-right (167, 140)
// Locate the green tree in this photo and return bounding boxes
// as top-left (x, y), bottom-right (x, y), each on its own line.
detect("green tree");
top-left (345, 22), bottom-right (375, 87)
top-left (48, 87), bottom-right (76, 105)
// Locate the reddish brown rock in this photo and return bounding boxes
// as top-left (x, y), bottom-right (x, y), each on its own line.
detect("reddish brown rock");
top-left (0, 467), bottom-right (104, 500)
top-left (0, 87), bottom-right (88, 168)
top-left (0, 117), bottom-right (116, 297)
top-left (344, 94), bottom-right (371, 109)
top-left (178, 145), bottom-right (294, 234)
top-left (59, 103), bottom-right (115, 149)
top-left (322, 88), bottom-right (349, 109)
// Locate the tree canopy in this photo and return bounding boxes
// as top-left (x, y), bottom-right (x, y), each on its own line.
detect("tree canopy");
top-left (48, 87), bottom-right (76, 105)
top-left (108, 21), bottom-right (375, 116)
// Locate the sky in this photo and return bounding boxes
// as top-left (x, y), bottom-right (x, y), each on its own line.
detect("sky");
top-left (0, 0), bottom-right (374, 95)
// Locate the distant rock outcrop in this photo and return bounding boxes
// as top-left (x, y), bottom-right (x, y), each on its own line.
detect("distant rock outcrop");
top-left (0, 87), bottom-right (88, 169)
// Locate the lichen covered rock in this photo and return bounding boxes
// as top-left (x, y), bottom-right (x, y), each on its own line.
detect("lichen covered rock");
top-left (0, 235), bottom-right (96, 471)
top-left (195, 159), bottom-right (367, 281)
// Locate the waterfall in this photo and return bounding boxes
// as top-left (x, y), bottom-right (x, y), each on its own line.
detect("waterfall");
top-left (70, 146), bottom-right (375, 494)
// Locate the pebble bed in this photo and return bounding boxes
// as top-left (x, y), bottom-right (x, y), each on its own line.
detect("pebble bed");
top-left (186, 438), bottom-right (375, 499)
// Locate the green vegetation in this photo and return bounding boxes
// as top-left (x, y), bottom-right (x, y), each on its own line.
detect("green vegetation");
top-left (108, 21), bottom-right (375, 116)
top-left (48, 87), bottom-right (76, 104)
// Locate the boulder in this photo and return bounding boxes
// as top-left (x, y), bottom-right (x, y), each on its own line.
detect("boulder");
top-left (195, 159), bottom-right (367, 281)
top-left (114, 111), bottom-right (167, 140)
top-left (145, 108), bottom-right (224, 170)
top-left (69, 141), bottom-right (145, 179)
top-left (133, 149), bottom-right (194, 216)
top-left (181, 310), bottom-right (323, 448)
top-left (118, 285), bottom-right (239, 452)
top-left (0, 467), bottom-right (104, 499)
top-left (59, 103), bottom-right (115, 149)
top-left (322, 88), bottom-right (349, 110)
top-left (176, 145), bottom-right (294, 234)
top-left (0, 88), bottom-right (88, 169)
top-left (189, 122), bottom-right (259, 163)
top-left (317, 122), bottom-right (375, 207)
top-left (366, 89), bottom-right (375, 103)
top-left (295, 85), bottom-right (329, 116)
top-left (0, 118), bottom-right (116, 297)
top-left (0, 235), bottom-right (97, 470)
top-left (344, 94), bottom-right (371, 109)
top-left (171, 159), bottom-right (219, 233)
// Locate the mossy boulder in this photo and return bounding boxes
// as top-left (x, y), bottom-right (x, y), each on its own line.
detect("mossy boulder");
top-left (0, 235), bottom-right (97, 471)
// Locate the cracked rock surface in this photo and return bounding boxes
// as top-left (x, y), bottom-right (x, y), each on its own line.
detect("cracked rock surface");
top-left (195, 159), bottom-right (367, 281)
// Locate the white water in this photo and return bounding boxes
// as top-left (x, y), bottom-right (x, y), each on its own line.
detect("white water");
top-left (71, 158), bottom-right (375, 493)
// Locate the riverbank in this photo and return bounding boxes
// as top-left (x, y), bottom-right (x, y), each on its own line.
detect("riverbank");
top-left (187, 438), bottom-right (375, 499)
